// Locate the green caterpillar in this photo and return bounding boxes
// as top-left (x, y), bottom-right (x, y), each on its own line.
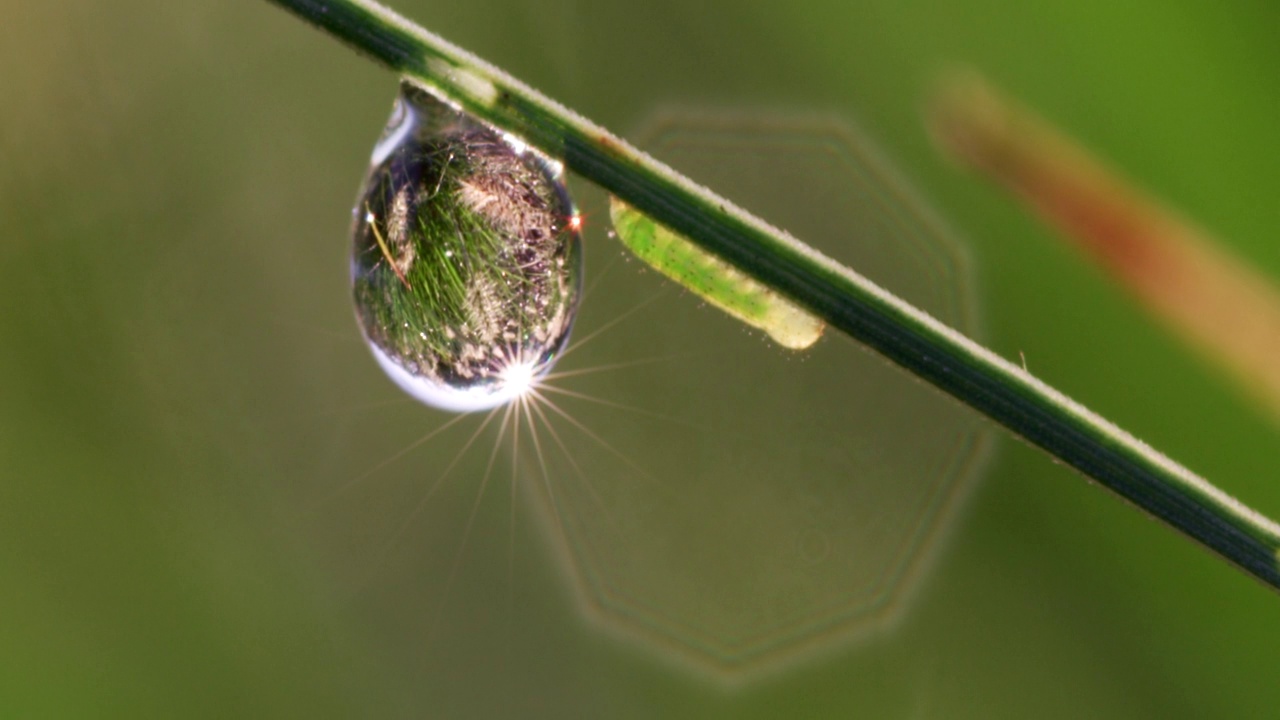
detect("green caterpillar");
top-left (609, 197), bottom-right (823, 350)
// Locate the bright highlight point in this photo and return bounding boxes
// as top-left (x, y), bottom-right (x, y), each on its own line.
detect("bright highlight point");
top-left (500, 360), bottom-right (539, 399)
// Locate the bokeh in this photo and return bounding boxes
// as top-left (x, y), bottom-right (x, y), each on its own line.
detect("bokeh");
top-left (2, 1), bottom-right (1278, 717)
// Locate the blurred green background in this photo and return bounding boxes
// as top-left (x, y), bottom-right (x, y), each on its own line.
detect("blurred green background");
top-left (3, 0), bottom-right (1279, 717)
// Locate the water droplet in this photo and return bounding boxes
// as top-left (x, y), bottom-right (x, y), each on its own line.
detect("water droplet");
top-left (351, 81), bottom-right (583, 412)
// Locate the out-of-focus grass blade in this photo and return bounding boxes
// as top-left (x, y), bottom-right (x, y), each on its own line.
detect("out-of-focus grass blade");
top-left (931, 72), bottom-right (1280, 423)
top-left (609, 196), bottom-right (824, 350)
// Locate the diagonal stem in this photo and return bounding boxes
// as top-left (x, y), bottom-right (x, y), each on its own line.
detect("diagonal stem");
top-left (262, 0), bottom-right (1280, 590)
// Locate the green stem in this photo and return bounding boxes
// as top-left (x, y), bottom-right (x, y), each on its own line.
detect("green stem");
top-left (263, 0), bottom-right (1280, 590)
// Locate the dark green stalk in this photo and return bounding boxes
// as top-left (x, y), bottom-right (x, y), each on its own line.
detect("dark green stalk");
top-left (263, 0), bottom-right (1280, 590)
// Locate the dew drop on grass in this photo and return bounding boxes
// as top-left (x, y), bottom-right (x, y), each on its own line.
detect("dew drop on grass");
top-left (350, 81), bottom-right (583, 412)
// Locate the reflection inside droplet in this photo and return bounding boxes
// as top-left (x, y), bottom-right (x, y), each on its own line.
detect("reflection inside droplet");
top-left (350, 81), bottom-right (583, 413)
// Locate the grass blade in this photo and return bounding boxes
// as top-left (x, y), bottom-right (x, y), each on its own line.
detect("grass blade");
top-left (263, 0), bottom-right (1280, 590)
top-left (931, 72), bottom-right (1280, 424)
